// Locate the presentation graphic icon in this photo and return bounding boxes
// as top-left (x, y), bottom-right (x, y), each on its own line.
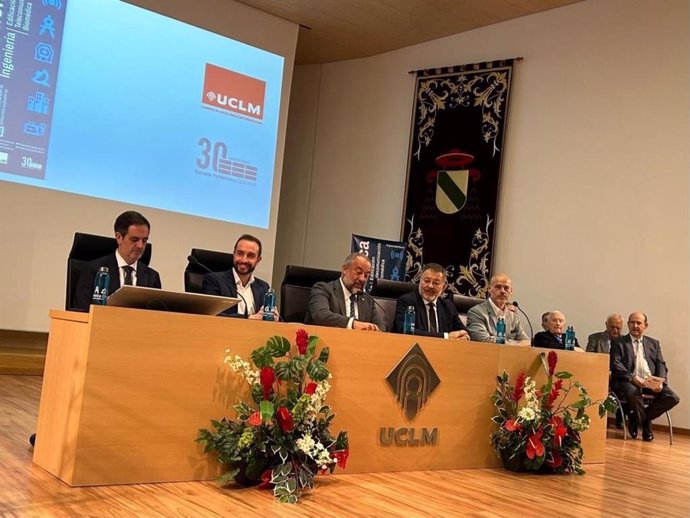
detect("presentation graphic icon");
top-left (40, 15), bottom-right (57, 38)
top-left (34, 43), bottom-right (55, 64)
top-left (32, 69), bottom-right (51, 87)
top-left (27, 92), bottom-right (50, 114)
top-left (23, 122), bottom-right (47, 136)
top-left (42, 0), bottom-right (63, 9)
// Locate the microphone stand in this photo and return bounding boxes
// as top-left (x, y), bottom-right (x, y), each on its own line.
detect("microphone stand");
top-left (511, 301), bottom-right (533, 342)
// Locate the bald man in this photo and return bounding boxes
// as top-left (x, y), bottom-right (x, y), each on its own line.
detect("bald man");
top-left (610, 312), bottom-right (680, 441)
top-left (467, 273), bottom-right (530, 344)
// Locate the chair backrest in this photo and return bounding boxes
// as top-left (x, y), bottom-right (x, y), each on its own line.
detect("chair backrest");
top-left (184, 248), bottom-right (234, 294)
top-left (65, 232), bottom-right (153, 310)
top-left (280, 265), bottom-right (341, 323)
top-left (370, 278), bottom-right (416, 300)
top-left (451, 294), bottom-right (484, 325)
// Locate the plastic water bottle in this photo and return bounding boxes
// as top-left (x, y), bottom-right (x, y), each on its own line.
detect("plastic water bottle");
top-left (565, 326), bottom-right (575, 351)
top-left (262, 289), bottom-right (276, 321)
top-left (92, 267), bottom-right (110, 305)
top-left (403, 306), bottom-right (416, 334)
top-left (496, 317), bottom-right (506, 344)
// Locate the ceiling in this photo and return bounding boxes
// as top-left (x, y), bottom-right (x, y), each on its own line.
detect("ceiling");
top-left (235, 0), bottom-right (583, 65)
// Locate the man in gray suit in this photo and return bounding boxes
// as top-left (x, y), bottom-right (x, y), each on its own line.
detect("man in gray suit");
top-left (586, 314), bottom-right (624, 353)
top-left (610, 312), bottom-right (680, 441)
top-left (305, 253), bottom-right (388, 331)
top-left (466, 273), bottom-right (530, 344)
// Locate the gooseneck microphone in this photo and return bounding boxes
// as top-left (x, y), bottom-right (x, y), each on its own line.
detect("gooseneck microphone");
top-left (511, 300), bottom-right (533, 342)
top-left (187, 255), bottom-right (249, 318)
top-left (361, 279), bottom-right (390, 331)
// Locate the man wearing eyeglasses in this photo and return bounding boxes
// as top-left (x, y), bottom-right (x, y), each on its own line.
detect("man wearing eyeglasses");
top-left (393, 263), bottom-right (469, 339)
top-left (467, 273), bottom-right (530, 344)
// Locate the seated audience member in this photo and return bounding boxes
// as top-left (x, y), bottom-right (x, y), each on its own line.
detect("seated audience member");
top-left (586, 314), bottom-right (624, 353)
top-left (201, 234), bottom-right (276, 319)
top-left (541, 311), bottom-right (551, 331)
top-left (305, 253), bottom-right (387, 331)
top-left (393, 263), bottom-right (469, 339)
top-left (533, 311), bottom-right (583, 350)
top-left (466, 274), bottom-right (530, 344)
top-left (610, 312), bottom-right (680, 441)
top-left (74, 211), bottom-right (162, 311)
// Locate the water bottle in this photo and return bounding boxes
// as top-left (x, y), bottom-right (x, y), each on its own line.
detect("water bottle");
top-left (92, 266), bottom-right (110, 305)
top-left (565, 326), bottom-right (575, 351)
top-left (262, 289), bottom-right (276, 321)
top-left (403, 306), bottom-right (416, 334)
top-left (496, 316), bottom-right (506, 344)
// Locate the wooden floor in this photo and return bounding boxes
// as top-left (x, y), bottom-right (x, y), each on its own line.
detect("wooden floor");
top-left (1, 375), bottom-right (688, 518)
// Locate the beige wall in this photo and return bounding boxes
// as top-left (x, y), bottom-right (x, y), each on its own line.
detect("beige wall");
top-left (0, 0), bottom-right (298, 331)
top-left (275, 0), bottom-right (689, 427)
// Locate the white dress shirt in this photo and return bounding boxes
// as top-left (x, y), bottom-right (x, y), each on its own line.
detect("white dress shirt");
top-left (233, 268), bottom-right (256, 316)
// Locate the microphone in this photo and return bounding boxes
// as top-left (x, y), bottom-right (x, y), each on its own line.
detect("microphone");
top-left (354, 291), bottom-right (390, 331)
top-left (511, 301), bottom-right (533, 342)
top-left (187, 255), bottom-right (249, 318)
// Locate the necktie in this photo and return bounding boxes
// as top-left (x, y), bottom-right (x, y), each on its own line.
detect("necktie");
top-left (350, 294), bottom-right (357, 319)
top-left (427, 302), bottom-right (437, 333)
top-left (122, 265), bottom-right (134, 286)
top-left (556, 334), bottom-right (563, 344)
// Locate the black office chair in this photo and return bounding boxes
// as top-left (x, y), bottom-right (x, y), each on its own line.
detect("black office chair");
top-left (184, 248), bottom-right (234, 294)
top-left (65, 232), bottom-right (152, 311)
top-left (369, 279), bottom-right (415, 331)
top-left (280, 265), bottom-right (340, 323)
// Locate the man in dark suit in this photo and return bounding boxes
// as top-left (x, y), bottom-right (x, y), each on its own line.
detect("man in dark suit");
top-left (201, 234), bottom-right (274, 319)
top-left (393, 263), bottom-right (469, 339)
top-left (610, 312), bottom-right (680, 441)
top-left (74, 211), bottom-right (162, 311)
top-left (586, 314), bottom-right (624, 353)
top-left (305, 253), bottom-right (387, 331)
top-left (533, 311), bottom-right (583, 351)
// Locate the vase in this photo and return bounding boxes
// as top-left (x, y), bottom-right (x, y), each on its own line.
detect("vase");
top-left (232, 461), bottom-right (262, 487)
top-left (499, 449), bottom-right (526, 473)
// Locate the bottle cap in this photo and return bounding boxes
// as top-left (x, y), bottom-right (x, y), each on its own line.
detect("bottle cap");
top-left (98, 266), bottom-right (109, 273)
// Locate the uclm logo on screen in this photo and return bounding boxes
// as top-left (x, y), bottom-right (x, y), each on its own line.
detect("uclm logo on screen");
top-left (202, 63), bottom-right (266, 121)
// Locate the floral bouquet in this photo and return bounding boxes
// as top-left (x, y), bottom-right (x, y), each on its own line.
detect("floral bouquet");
top-left (490, 351), bottom-right (617, 474)
top-left (197, 329), bottom-right (349, 503)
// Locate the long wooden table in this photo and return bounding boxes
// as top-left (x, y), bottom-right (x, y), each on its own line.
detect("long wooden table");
top-left (33, 307), bottom-right (608, 486)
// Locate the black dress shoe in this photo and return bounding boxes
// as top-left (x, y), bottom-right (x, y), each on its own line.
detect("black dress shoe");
top-left (642, 421), bottom-right (654, 442)
top-left (627, 414), bottom-right (638, 439)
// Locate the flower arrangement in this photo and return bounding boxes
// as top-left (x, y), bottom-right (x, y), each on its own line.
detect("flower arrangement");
top-left (197, 329), bottom-right (349, 503)
top-left (490, 351), bottom-right (617, 474)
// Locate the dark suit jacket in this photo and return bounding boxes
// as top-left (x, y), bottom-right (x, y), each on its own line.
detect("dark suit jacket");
top-left (73, 253), bottom-right (162, 311)
top-left (533, 331), bottom-right (581, 350)
top-left (305, 279), bottom-right (388, 331)
top-left (201, 269), bottom-right (270, 317)
top-left (586, 331), bottom-right (611, 354)
top-left (393, 290), bottom-right (466, 337)
top-left (610, 334), bottom-right (668, 383)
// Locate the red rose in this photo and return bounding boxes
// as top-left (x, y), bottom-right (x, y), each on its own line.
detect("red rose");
top-left (305, 382), bottom-right (318, 395)
top-left (296, 329), bottom-right (309, 355)
top-left (260, 367), bottom-right (275, 400)
top-left (547, 351), bottom-right (558, 376)
top-left (276, 406), bottom-right (294, 432)
top-left (248, 411), bottom-right (262, 426)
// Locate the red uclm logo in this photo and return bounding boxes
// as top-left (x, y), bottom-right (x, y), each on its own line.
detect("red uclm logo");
top-left (202, 63), bottom-right (266, 120)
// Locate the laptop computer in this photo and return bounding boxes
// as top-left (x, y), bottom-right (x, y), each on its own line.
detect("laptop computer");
top-left (106, 286), bottom-right (239, 316)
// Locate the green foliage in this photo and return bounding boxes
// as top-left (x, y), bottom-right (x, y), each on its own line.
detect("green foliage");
top-left (197, 331), bottom-right (348, 504)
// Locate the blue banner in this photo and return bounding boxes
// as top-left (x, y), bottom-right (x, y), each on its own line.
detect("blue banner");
top-left (351, 234), bottom-right (407, 285)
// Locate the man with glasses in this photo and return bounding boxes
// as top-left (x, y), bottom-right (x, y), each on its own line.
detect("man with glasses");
top-left (393, 263), bottom-right (469, 339)
top-left (467, 273), bottom-right (530, 344)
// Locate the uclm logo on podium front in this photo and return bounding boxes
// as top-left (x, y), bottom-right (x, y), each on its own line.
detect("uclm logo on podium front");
top-left (201, 63), bottom-right (266, 121)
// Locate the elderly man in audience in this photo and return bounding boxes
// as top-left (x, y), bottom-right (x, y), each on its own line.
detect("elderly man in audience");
top-left (610, 312), bottom-right (680, 441)
top-left (586, 314), bottom-right (624, 354)
top-left (541, 312), bottom-right (551, 331)
top-left (533, 311), bottom-right (583, 350)
top-left (466, 273), bottom-right (530, 344)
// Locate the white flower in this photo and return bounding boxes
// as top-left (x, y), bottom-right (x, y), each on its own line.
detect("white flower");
top-left (518, 406), bottom-right (537, 422)
top-left (224, 352), bottom-right (260, 386)
top-left (296, 434), bottom-right (316, 455)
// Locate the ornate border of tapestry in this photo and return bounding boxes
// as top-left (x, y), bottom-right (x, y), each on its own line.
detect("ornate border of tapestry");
top-left (401, 59), bottom-right (519, 298)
